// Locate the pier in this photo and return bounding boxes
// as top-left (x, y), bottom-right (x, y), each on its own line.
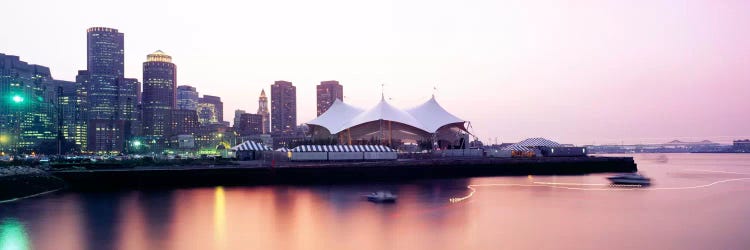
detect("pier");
top-left (51, 156), bottom-right (637, 188)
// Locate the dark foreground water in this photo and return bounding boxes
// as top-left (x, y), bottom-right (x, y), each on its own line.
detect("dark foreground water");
top-left (2, 154), bottom-right (750, 250)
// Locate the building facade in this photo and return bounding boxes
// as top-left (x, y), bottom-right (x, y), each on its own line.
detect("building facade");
top-left (171, 109), bottom-right (199, 136)
top-left (0, 54), bottom-right (58, 153)
top-left (85, 27), bottom-right (125, 121)
top-left (198, 95), bottom-right (223, 124)
top-left (237, 113), bottom-right (263, 136)
top-left (257, 89), bottom-right (270, 134)
top-left (142, 50), bottom-right (177, 139)
top-left (81, 27), bottom-right (140, 152)
top-left (233, 109), bottom-right (246, 129)
top-left (316, 80), bottom-right (343, 116)
top-left (271, 81), bottom-right (296, 134)
top-left (176, 85), bottom-right (198, 110)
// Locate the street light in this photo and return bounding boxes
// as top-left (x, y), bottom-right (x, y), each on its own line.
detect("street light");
top-left (12, 95), bottom-right (23, 103)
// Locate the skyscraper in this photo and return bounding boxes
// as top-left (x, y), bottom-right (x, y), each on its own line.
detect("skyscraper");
top-left (142, 50), bottom-right (177, 138)
top-left (316, 80), bottom-right (343, 116)
top-left (0, 53), bottom-right (58, 153)
top-left (257, 89), bottom-right (270, 134)
top-left (85, 27), bottom-right (124, 120)
top-left (176, 85), bottom-right (198, 110)
top-left (198, 95), bottom-right (223, 124)
top-left (80, 27), bottom-right (139, 153)
top-left (271, 81), bottom-right (296, 134)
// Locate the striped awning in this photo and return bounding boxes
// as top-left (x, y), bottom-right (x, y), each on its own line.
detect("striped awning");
top-left (275, 147), bottom-right (290, 152)
top-left (500, 144), bottom-right (533, 151)
top-left (231, 141), bottom-right (272, 151)
top-left (514, 138), bottom-right (561, 147)
top-left (291, 145), bottom-right (395, 152)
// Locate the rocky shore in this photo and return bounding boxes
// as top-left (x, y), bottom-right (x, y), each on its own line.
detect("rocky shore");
top-left (0, 166), bottom-right (67, 202)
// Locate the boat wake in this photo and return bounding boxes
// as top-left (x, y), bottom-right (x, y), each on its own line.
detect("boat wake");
top-left (449, 170), bottom-right (750, 203)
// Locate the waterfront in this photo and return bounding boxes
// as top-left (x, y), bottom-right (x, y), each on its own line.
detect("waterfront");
top-left (2, 153), bottom-right (750, 249)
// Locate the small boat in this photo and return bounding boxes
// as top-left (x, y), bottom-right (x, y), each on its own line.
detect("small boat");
top-left (366, 191), bottom-right (397, 203)
top-left (607, 173), bottom-right (651, 185)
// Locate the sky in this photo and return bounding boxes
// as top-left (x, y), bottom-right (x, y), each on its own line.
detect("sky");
top-left (2, 0), bottom-right (749, 145)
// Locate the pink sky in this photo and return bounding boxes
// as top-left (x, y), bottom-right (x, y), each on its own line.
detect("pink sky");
top-left (2, 0), bottom-right (749, 145)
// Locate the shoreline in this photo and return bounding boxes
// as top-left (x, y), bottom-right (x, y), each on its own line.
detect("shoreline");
top-left (0, 167), bottom-right (67, 202)
top-left (52, 156), bottom-right (637, 189)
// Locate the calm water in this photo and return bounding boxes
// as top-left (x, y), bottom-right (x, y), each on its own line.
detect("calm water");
top-left (2, 154), bottom-right (750, 250)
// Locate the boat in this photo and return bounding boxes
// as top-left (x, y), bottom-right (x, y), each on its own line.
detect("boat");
top-left (607, 173), bottom-right (651, 185)
top-left (366, 191), bottom-right (397, 203)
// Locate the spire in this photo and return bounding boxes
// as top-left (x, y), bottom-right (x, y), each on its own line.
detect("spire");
top-left (260, 89), bottom-right (266, 97)
top-left (381, 83), bottom-right (385, 100)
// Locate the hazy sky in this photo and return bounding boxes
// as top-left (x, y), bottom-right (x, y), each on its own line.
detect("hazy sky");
top-left (2, 0), bottom-right (749, 145)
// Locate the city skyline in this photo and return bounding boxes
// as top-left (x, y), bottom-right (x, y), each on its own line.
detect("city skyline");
top-left (2, 0), bottom-right (749, 144)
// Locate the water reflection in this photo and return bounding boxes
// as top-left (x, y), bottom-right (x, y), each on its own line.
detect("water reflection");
top-left (213, 187), bottom-right (226, 250)
top-left (0, 218), bottom-right (30, 250)
top-left (5, 154), bottom-right (750, 249)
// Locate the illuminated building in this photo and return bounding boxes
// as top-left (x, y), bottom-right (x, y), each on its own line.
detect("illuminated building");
top-left (142, 50), bottom-right (177, 139)
top-left (198, 95), bottom-right (223, 124)
top-left (257, 89), bottom-right (270, 134)
top-left (80, 27), bottom-right (140, 152)
top-left (0, 53), bottom-right (58, 153)
top-left (271, 81), bottom-right (296, 134)
top-left (171, 109), bottom-right (199, 136)
top-left (177, 85), bottom-right (198, 110)
top-left (316, 80), bottom-right (343, 117)
top-left (84, 27), bottom-right (124, 121)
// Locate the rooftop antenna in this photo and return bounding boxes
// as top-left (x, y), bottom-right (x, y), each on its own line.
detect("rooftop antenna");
top-left (433, 86), bottom-right (437, 97)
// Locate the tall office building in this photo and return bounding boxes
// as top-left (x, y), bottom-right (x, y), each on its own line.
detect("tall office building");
top-left (142, 50), bottom-right (177, 138)
top-left (271, 81), bottom-right (296, 134)
top-left (257, 89), bottom-right (270, 134)
top-left (198, 95), bottom-right (223, 124)
top-left (85, 27), bottom-right (124, 120)
top-left (316, 80), bottom-right (343, 116)
top-left (80, 27), bottom-right (139, 153)
top-left (0, 53), bottom-right (58, 153)
top-left (177, 85), bottom-right (198, 110)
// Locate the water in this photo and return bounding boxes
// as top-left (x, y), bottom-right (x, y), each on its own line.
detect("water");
top-left (2, 154), bottom-right (750, 250)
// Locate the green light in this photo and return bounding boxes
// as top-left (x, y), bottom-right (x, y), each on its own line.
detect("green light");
top-left (11, 95), bottom-right (23, 103)
top-left (0, 218), bottom-right (30, 250)
top-left (132, 140), bottom-right (142, 147)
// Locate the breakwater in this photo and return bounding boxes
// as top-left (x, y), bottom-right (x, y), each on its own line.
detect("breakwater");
top-left (52, 156), bottom-right (636, 189)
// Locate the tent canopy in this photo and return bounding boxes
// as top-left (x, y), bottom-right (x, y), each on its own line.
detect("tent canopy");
top-left (307, 95), bottom-right (466, 136)
top-left (231, 141), bottom-right (272, 151)
top-left (291, 144), bottom-right (395, 152)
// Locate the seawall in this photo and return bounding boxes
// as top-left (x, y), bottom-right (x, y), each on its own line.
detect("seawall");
top-left (52, 156), bottom-right (636, 189)
top-left (0, 166), bottom-right (67, 202)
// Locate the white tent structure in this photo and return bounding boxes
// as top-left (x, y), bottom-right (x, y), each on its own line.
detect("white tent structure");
top-left (307, 95), bottom-right (468, 148)
top-left (231, 140), bottom-right (272, 160)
